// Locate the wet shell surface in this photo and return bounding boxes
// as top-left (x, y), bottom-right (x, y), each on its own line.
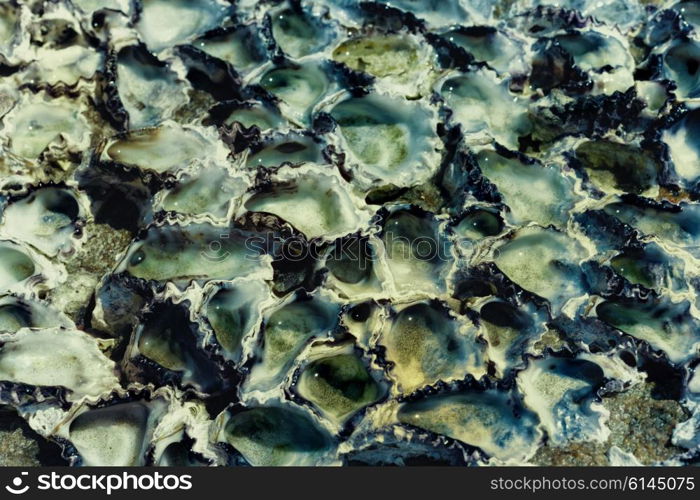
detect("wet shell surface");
top-left (0, 0), bottom-right (700, 468)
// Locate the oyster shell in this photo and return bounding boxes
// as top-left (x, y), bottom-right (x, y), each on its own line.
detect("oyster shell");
top-left (440, 26), bottom-right (527, 75)
top-left (136, 0), bottom-right (233, 53)
top-left (0, 295), bottom-right (73, 332)
top-left (244, 132), bottom-right (326, 168)
top-left (491, 226), bottom-right (589, 312)
top-left (328, 93), bottom-right (442, 189)
top-left (200, 278), bottom-right (274, 364)
top-left (332, 32), bottom-right (437, 96)
top-left (242, 163), bottom-right (371, 240)
top-left (379, 206), bottom-right (453, 297)
top-left (475, 149), bottom-right (577, 227)
top-left (379, 300), bottom-right (485, 394)
top-left (195, 25), bottom-right (267, 76)
top-left (156, 165), bottom-right (246, 219)
top-left (243, 294), bottom-right (341, 394)
top-left (217, 404), bottom-right (335, 466)
top-left (104, 122), bottom-right (228, 175)
top-left (110, 45), bottom-right (189, 129)
top-left (258, 62), bottom-right (333, 127)
top-left (478, 298), bottom-right (547, 377)
top-left (116, 220), bottom-right (271, 284)
top-left (295, 345), bottom-right (386, 425)
top-left (69, 402), bottom-right (155, 466)
top-left (663, 39), bottom-right (700, 100)
top-left (517, 356), bottom-right (608, 445)
top-left (2, 92), bottom-right (90, 162)
top-left (268, 1), bottom-right (336, 60)
top-left (0, 327), bottom-right (118, 402)
top-left (0, 187), bottom-right (86, 258)
top-left (0, 240), bottom-right (63, 295)
top-left (574, 140), bottom-right (661, 195)
top-left (397, 389), bottom-right (542, 463)
top-left (54, 391), bottom-right (178, 466)
top-left (596, 298), bottom-right (700, 364)
top-left (440, 70), bottom-right (531, 149)
top-left (663, 108), bottom-right (700, 187)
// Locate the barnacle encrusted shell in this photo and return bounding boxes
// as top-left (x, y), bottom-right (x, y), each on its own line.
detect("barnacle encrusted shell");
top-left (2, 0), bottom-right (700, 469)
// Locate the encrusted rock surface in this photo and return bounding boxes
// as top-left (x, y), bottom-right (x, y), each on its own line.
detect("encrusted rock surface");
top-left (0, 0), bottom-right (699, 467)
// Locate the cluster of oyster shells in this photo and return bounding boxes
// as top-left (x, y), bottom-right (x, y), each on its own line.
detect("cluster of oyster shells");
top-left (1, 0), bottom-right (700, 466)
